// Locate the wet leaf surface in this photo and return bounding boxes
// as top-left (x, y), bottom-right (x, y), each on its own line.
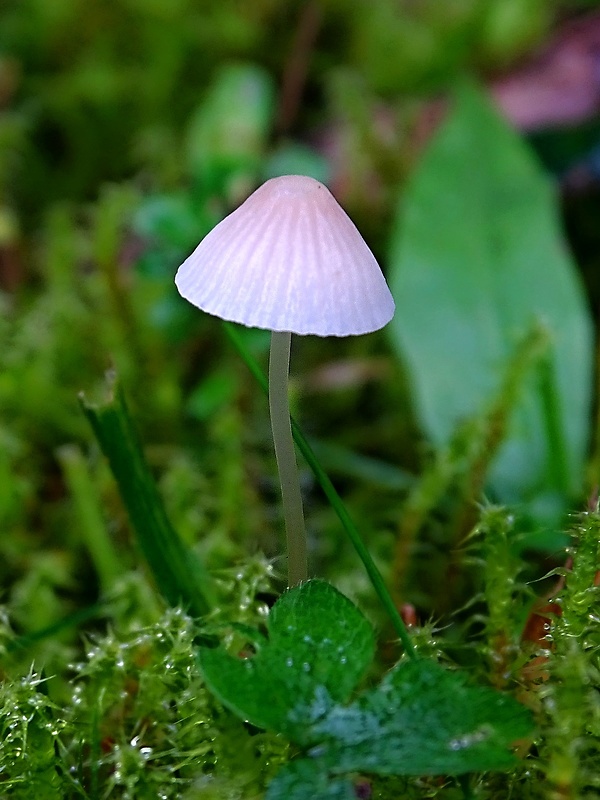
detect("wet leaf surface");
top-left (310, 659), bottom-right (533, 775)
top-left (199, 579), bottom-right (375, 745)
top-left (200, 580), bottom-right (534, 799)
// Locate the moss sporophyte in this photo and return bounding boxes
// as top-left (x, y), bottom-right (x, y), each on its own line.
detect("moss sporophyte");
top-left (175, 175), bottom-right (394, 587)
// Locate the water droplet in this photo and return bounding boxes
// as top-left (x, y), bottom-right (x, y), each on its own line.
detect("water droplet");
top-left (302, 662), bottom-right (311, 672)
top-left (340, 656), bottom-right (347, 664)
top-left (286, 657), bottom-right (294, 667)
top-left (448, 729), bottom-right (489, 750)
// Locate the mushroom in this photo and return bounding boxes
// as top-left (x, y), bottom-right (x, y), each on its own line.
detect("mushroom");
top-left (175, 175), bottom-right (394, 586)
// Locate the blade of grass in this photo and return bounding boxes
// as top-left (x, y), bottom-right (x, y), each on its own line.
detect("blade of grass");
top-left (223, 321), bottom-right (415, 657)
top-left (79, 372), bottom-right (217, 618)
top-left (309, 438), bottom-right (414, 491)
top-left (6, 601), bottom-right (107, 653)
top-left (56, 444), bottom-right (123, 594)
top-left (537, 346), bottom-right (570, 494)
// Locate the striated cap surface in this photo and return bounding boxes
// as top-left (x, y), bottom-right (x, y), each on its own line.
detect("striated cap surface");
top-left (175, 175), bottom-right (395, 336)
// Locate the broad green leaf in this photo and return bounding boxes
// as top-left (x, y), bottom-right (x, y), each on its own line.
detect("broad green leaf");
top-left (311, 659), bottom-right (533, 776)
top-left (201, 581), bottom-right (532, 795)
top-left (265, 759), bottom-right (354, 800)
top-left (388, 82), bottom-right (592, 516)
top-left (265, 662), bottom-right (533, 798)
top-left (199, 580), bottom-right (375, 745)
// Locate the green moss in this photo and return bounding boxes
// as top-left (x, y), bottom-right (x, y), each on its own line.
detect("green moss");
top-left (1, 566), bottom-right (289, 799)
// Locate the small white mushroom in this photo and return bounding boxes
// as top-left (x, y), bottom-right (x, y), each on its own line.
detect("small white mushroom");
top-left (175, 175), bottom-right (394, 585)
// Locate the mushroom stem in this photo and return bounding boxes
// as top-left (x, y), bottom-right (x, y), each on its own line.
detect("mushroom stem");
top-left (269, 330), bottom-right (308, 586)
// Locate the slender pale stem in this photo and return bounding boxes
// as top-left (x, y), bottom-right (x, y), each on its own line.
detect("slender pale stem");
top-left (225, 321), bottom-right (415, 655)
top-left (269, 330), bottom-right (308, 586)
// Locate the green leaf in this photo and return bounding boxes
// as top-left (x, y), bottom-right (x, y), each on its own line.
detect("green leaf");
top-left (311, 659), bottom-right (533, 776)
top-left (185, 63), bottom-right (275, 193)
top-left (80, 372), bottom-right (217, 617)
top-left (266, 759), bottom-right (354, 800)
top-left (201, 581), bottom-right (533, 796)
top-left (199, 579), bottom-right (375, 744)
top-left (388, 81), bottom-right (592, 515)
top-left (268, 661), bottom-right (533, 798)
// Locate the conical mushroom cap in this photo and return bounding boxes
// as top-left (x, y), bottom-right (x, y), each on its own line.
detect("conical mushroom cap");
top-left (175, 175), bottom-right (395, 336)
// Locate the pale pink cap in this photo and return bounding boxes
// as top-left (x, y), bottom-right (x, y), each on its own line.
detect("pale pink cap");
top-left (175, 175), bottom-right (394, 336)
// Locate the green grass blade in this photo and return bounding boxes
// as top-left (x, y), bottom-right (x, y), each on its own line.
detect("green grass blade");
top-left (79, 372), bottom-right (217, 618)
top-left (56, 443), bottom-right (123, 594)
top-left (6, 602), bottom-right (107, 653)
top-left (223, 322), bottom-right (415, 657)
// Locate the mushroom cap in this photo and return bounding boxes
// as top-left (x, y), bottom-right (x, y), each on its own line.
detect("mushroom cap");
top-left (175, 175), bottom-right (395, 336)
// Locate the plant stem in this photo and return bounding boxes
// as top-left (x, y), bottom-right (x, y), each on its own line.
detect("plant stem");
top-left (537, 347), bottom-right (569, 494)
top-left (269, 331), bottom-right (308, 586)
top-left (226, 322), bottom-right (415, 655)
